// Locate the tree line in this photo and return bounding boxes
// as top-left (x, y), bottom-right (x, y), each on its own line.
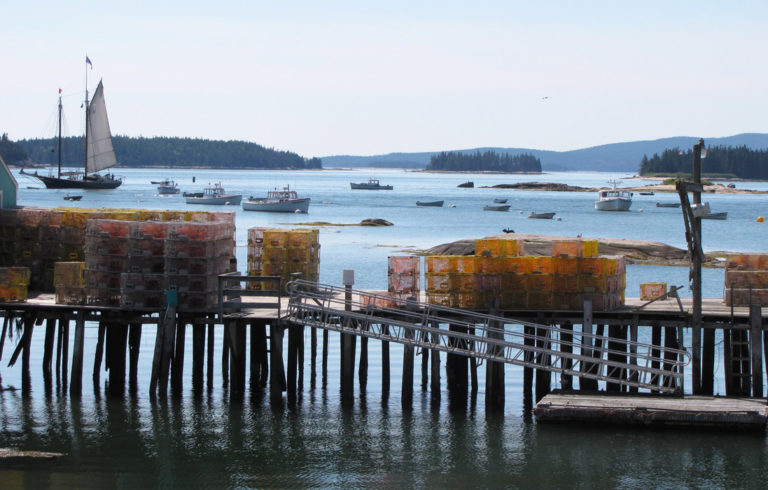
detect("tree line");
top-left (427, 150), bottom-right (542, 172)
top-left (3, 134), bottom-right (322, 170)
top-left (639, 145), bottom-right (768, 179)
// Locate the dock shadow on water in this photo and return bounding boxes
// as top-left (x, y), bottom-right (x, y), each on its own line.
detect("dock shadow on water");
top-left (1, 317), bottom-right (767, 487)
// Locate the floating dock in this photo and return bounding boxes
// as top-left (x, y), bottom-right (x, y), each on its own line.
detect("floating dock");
top-left (535, 393), bottom-right (768, 431)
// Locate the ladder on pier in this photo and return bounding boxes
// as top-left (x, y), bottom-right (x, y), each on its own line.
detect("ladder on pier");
top-left (286, 280), bottom-right (690, 394)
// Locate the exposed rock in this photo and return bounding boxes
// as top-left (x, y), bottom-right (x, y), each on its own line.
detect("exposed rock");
top-left (421, 233), bottom-right (706, 266)
top-left (485, 182), bottom-right (596, 192)
top-left (0, 448), bottom-right (65, 459)
top-left (360, 218), bottom-right (393, 226)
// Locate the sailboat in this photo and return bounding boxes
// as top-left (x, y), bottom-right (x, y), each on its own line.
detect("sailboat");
top-left (22, 60), bottom-right (122, 189)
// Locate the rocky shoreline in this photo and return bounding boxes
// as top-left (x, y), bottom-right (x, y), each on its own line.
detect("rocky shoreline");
top-left (483, 181), bottom-right (765, 194)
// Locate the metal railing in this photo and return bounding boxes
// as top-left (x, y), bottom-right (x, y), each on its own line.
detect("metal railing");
top-left (286, 279), bottom-right (690, 394)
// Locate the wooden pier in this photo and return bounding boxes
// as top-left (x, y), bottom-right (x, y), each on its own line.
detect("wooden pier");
top-left (1, 279), bottom-right (766, 432)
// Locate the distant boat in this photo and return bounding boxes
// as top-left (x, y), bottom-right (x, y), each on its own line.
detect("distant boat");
top-left (458, 181), bottom-right (474, 188)
top-left (20, 60), bottom-right (122, 190)
top-left (416, 200), bottom-right (444, 207)
top-left (639, 192), bottom-right (655, 196)
top-left (185, 183), bottom-right (242, 205)
top-left (529, 211), bottom-right (555, 219)
top-left (595, 180), bottom-right (632, 211)
top-left (701, 211), bottom-right (728, 220)
top-left (157, 180), bottom-right (180, 195)
top-left (242, 185), bottom-right (310, 213)
top-left (493, 198), bottom-right (508, 204)
top-left (350, 178), bottom-right (393, 190)
top-left (484, 204), bottom-right (510, 212)
top-left (656, 202), bottom-right (681, 208)
top-left (63, 194), bottom-right (82, 201)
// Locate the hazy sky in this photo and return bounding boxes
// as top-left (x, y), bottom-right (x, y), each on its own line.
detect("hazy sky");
top-left (3, 1), bottom-right (767, 158)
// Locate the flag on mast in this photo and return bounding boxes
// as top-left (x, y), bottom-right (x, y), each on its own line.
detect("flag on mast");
top-left (86, 56), bottom-right (93, 69)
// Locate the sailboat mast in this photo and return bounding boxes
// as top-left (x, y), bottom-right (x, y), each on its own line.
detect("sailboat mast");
top-left (83, 56), bottom-right (90, 177)
top-left (57, 91), bottom-right (62, 179)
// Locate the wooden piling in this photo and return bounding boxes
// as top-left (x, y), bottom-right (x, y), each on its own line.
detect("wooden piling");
top-left (580, 301), bottom-right (597, 391)
top-left (0, 315), bottom-right (10, 362)
top-left (606, 324), bottom-right (625, 392)
top-left (93, 323), bottom-right (106, 386)
top-left (207, 320), bottom-right (214, 390)
top-left (535, 323), bottom-right (551, 402)
top-left (42, 318), bottom-right (56, 378)
top-left (359, 322), bottom-right (369, 393)
top-left (69, 313), bottom-right (85, 397)
top-left (107, 323), bottom-right (129, 398)
top-left (663, 326), bottom-right (678, 391)
top-left (381, 324), bottom-right (390, 395)
top-left (193, 323), bottom-right (205, 393)
top-left (287, 322), bottom-right (300, 402)
top-left (430, 324), bottom-right (441, 404)
top-left (269, 322), bottom-right (285, 403)
top-left (157, 306), bottom-right (177, 397)
top-left (401, 326), bottom-right (415, 410)
top-left (750, 306), bottom-right (763, 398)
top-left (560, 321), bottom-right (573, 391)
top-left (629, 319), bottom-right (639, 394)
top-left (523, 325), bottom-right (535, 411)
top-left (21, 314), bottom-right (34, 395)
top-left (171, 320), bottom-right (187, 397)
top-left (485, 304), bottom-right (505, 410)
top-left (221, 322), bottom-right (230, 388)
top-left (129, 323), bottom-right (142, 394)
top-left (310, 326), bottom-right (317, 389)
top-left (650, 325), bottom-right (662, 390)
top-left (229, 320), bottom-right (247, 399)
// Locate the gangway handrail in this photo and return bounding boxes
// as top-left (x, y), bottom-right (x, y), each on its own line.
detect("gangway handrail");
top-left (286, 279), bottom-right (690, 394)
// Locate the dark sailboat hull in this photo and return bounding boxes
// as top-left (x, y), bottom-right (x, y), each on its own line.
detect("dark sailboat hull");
top-left (23, 170), bottom-right (122, 189)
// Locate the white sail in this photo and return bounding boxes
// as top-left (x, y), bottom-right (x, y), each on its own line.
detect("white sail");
top-left (85, 80), bottom-right (118, 174)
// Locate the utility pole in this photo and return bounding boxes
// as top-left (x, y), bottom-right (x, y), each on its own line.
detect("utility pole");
top-left (691, 138), bottom-right (704, 395)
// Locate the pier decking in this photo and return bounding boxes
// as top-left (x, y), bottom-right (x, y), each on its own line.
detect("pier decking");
top-left (1, 277), bottom-right (766, 432)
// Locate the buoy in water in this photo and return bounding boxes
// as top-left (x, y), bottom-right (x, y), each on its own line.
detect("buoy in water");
top-left (758, 216), bottom-right (764, 223)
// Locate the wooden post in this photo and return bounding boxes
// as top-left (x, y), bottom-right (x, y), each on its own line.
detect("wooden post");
top-left (229, 320), bottom-right (247, 399)
top-left (193, 323), bottom-right (206, 393)
top-left (157, 306), bottom-right (177, 397)
top-left (42, 317), bottom-right (56, 378)
top-left (310, 326), bottom-right (317, 389)
top-left (69, 312), bottom-right (86, 397)
top-left (0, 315), bottom-right (10, 362)
top-left (171, 320), bottom-right (187, 397)
top-left (750, 306), bottom-right (763, 398)
top-left (107, 323), bottom-right (129, 398)
top-left (221, 321), bottom-right (230, 388)
top-left (485, 301), bottom-right (505, 411)
top-left (523, 325), bottom-right (535, 412)
top-left (420, 330), bottom-right (429, 392)
top-left (21, 314), bottom-right (34, 395)
top-left (61, 317), bottom-right (69, 389)
top-left (580, 300), bottom-right (597, 391)
top-left (359, 322), bottom-right (369, 393)
top-left (470, 326), bottom-right (478, 397)
top-left (560, 321), bottom-right (573, 391)
top-left (341, 283), bottom-right (356, 402)
top-left (691, 138), bottom-right (704, 395)
top-left (430, 324), bottom-right (441, 404)
top-left (651, 325), bottom-right (662, 390)
top-left (255, 321), bottom-right (268, 387)
top-left (663, 326), bottom-right (678, 391)
top-left (535, 323), bottom-right (551, 402)
top-left (128, 323), bottom-right (142, 396)
top-left (269, 322), bottom-right (285, 404)
top-left (93, 322), bottom-right (106, 387)
top-left (207, 320), bottom-right (214, 391)
top-left (606, 324), bottom-right (623, 392)
top-left (381, 324), bottom-right (390, 396)
top-left (402, 325), bottom-right (415, 411)
top-left (629, 320), bottom-right (639, 394)
top-left (287, 322), bottom-right (300, 402)
top-left (322, 329), bottom-right (328, 387)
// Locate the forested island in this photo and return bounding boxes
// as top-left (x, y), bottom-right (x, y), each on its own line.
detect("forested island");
top-left (1, 134), bottom-right (322, 170)
top-left (639, 145), bottom-right (768, 179)
top-left (427, 150), bottom-right (542, 172)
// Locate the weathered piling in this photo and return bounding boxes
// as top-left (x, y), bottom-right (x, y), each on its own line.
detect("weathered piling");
top-left (70, 313), bottom-right (85, 397)
top-left (402, 326), bottom-right (415, 410)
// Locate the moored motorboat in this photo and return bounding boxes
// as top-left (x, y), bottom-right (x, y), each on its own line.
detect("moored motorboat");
top-left (595, 180), bottom-right (632, 211)
top-left (484, 204), bottom-right (510, 212)
top-left (494, 198), bottom-right (508, 204)
top-left (157, 180), bottom-right (180, 195)
top-left (701, 211), bottom-right (728, 220)
top-left (185, 183), bottom-right (242, 205)
top-left (63, 194), bottom-right (82, 201)
top-left (529, 211), bottom-right (555, 219)
top-left (416, 200), bottom-right (444, 207)
top-left (242, 185), bottom-right (310, 213)
top-left (656, 202), bottom-right (681, 208)
top-left (350, 178), bottom-right (393, 190)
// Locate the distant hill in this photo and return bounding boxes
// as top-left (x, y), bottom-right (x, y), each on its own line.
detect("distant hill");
top-left (321, 133), bottom-right (768, 172)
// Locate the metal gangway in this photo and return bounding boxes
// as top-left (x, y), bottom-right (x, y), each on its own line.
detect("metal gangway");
top-left (286, 280), bottom-right (690, 394)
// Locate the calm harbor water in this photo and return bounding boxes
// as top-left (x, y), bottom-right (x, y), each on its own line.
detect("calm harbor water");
top-left (2, 167), bottom-right (768, 487)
